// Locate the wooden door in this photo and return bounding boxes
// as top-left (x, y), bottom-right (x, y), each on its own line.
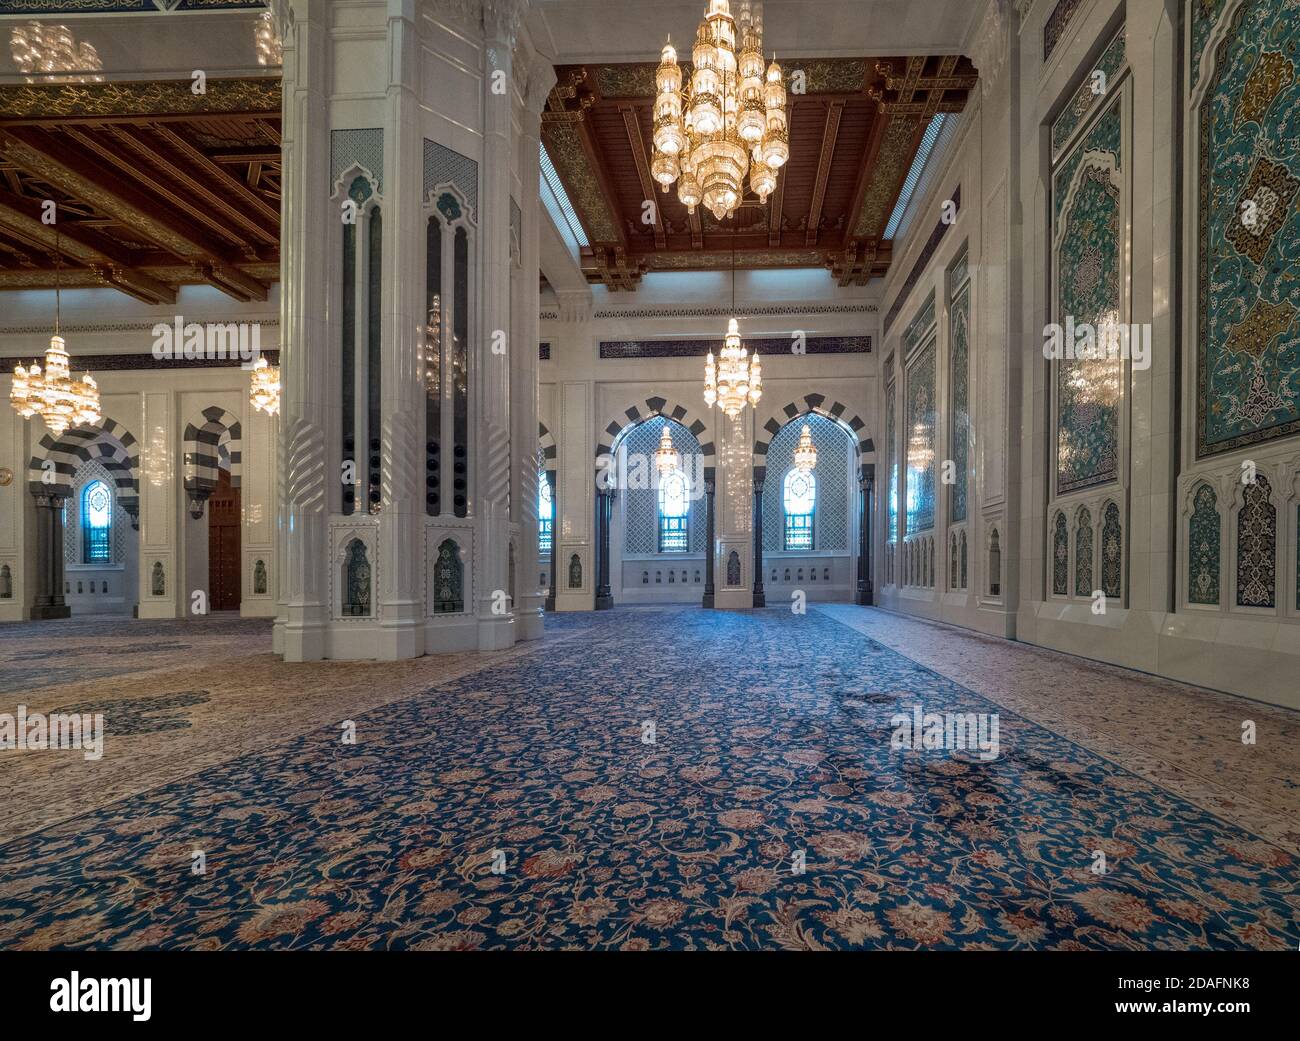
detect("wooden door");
top-left (208, 469), bottom-right (241, 611)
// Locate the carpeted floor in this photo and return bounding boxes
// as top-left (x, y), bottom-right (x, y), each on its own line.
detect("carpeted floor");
top-left (0, 606), bottom-right (1296, 950)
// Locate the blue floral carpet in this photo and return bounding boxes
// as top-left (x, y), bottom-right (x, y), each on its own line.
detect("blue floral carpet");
top-left (0, 607), bottom-right (1295, 949)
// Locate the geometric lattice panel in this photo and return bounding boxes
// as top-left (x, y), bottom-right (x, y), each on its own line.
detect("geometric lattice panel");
top-left (621, 416), bottom-right (705, 556)
top-left (761, 413), bottom-right (851, 552)
top-left (331, 128), bottom-right (385, 194)
top-left (424, 139), bottom-right (478, 216)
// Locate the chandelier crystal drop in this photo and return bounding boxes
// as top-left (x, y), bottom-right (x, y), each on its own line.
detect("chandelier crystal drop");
top-left (651, 0), bottom-right (788, 222)
top-left (8, 22), bottom-right (103, 83)
top-left (704, 316), bottom-right (761, 419)
top-left (248, 355), bottom-right (281, 416)
top-left (255, 10), bottom-right (283, 67)
top-left (793, 423), bottom-right (817, 473)
top-left (653, 425), bottom-right (681, 476)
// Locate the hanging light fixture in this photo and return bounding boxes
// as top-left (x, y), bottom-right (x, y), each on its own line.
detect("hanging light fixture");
top-left (248, 355), bottom-right (281, 416)
top-left (10, 223), bottom-right (100, 437)
top-left (793, 423), bottom-right (817, 473)
top-left (704, 236), bottom-right (761, 419)
top-left (254, 10), bottom-right (283, 67)
top-left (653, 424), bottom-right (681, 476)
top-left (651, 0), bottom-right (788, 222)
top-left (8, 22), bottom-right (103, 83)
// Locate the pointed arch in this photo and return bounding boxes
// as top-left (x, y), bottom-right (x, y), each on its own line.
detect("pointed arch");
top-left (596, 396), bottom-right (715, 476)
top-left (753, 394), bottom-right (873, 480)
top-left (29, 417), bottom-right (140, 525)
top-left (183, 406), bottom-right (242, 518)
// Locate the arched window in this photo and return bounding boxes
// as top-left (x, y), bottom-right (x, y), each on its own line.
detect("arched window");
top-left (783, 469), bottom-right (815, 550)
top-left (657, 468), bottom-right (689, 552)
top-left (82, 480), bottom-right (112, 563)
top-left (538, 470), bottom-right (553, 554)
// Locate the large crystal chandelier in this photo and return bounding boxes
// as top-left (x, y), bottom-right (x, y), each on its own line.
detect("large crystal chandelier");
top-left (11, 248), bottom-right (100, 438)
top-left (651, 0), bottom-right (788, 221)
top-left (704, 317), bottom-right (762, 418)
top-left (793, 423), bottom-right (817, 473)
top-left (249, 355), bottom-right (281, 416)
top-left (8, 22), bottom-right (103, 83)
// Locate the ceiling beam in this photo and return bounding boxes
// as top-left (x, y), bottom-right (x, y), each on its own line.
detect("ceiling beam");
top-left (0, 127), bottom-right (267, 301)
top-left (0, 187), bottom-right (175, 303)
top-left (65, 125), bottom-right (259, 256)
top-left (619, 104), bottom-right (666, 250)
top-left (119, 123), bottom-right (279, 244)
top-left (806, 100), bottom-right (845, 247)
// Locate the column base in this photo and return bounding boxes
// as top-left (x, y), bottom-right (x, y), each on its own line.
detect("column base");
top-left (516, 602), bottom-right (544, 640)
top-left (702, 591), bottom-right (714, 608)
top-left (594, 593), bottom-right (614, 610)
top-left (544, 595), bottom-right (556, 612)
top-left (477, 614), bottom-right (516, 651)
top-left (30, 604), bottom-right (71, 620)
top-left (856, 586), bottom-right (873, 606)
top-left (752, 588), bottom-right (765, 608)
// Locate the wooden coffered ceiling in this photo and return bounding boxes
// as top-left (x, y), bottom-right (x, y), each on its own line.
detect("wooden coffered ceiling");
top-left (542, 54), bottom-right (976, 290)
top-left (0, 77), bottom-right (280, 304)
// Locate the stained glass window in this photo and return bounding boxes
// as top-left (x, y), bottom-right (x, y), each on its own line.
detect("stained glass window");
top-left (539, 470), bottom-right (553, 555)
top-left (658, 469), bottom-right (689, 552)
top-left (783, 469), bottom-right (815, 550)
top-left (82, 480), bottom-right (111, 563)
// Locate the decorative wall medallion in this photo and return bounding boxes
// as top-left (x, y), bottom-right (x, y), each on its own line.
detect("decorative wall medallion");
top-left (0, 467), bottom-right (12, 487)
top-left (1234, 50), bottom-right (1294, 129)
top-left (1224, 157), bottom-right (1298, 265)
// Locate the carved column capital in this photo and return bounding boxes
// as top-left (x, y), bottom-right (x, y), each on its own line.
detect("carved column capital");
top-left (482, 0), bottom-right (525, 45)
top-left (969, 0), bottom-right (1011, 95)
top-left (524, 51), bottom-right (558, 116)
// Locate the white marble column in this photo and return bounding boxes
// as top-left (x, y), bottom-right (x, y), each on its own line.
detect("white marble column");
top-left (276, 0), bottom-right (331, 660)
top-left (714, 407), bottom-right (754, 609)
top-left (374, 0), bottom-right (425, 660)
top-left (473, 0), bottom-right (524, 649)
top-left (513, 53), bottom-right (556, 640)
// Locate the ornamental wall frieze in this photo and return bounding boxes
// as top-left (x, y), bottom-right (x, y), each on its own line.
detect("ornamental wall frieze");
top-left (0, 77), bottom-right (280, 119)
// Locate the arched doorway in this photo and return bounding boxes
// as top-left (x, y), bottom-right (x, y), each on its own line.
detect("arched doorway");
top-left (27, 418), bottom-right (141, 620)
top-left (758, 413), bottom-right (859, 603)
top-left (610, 415), bottom-right (707, 605)
top-left (208, 469), bottom-right (241, 611)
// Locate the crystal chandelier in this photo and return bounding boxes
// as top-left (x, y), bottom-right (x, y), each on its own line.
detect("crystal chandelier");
top-left (651, 0), bottom-right (788, 221)
top-left (793, 423), bottom-right (817, 473)
top-left (10, 231), bottom-right (100, 438)
top-left (255, 10), bottom-right (283, 67)
top-left (8, 22), bottom-right (103, 83)
top-left (248, 355), bottom-right (281, 416)
top-left (653, 424), bottom-right (681, 476)
top-left (704, 241), bottom-right (761, 419)
top-left (704, 317), bottom-right (762, 419)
